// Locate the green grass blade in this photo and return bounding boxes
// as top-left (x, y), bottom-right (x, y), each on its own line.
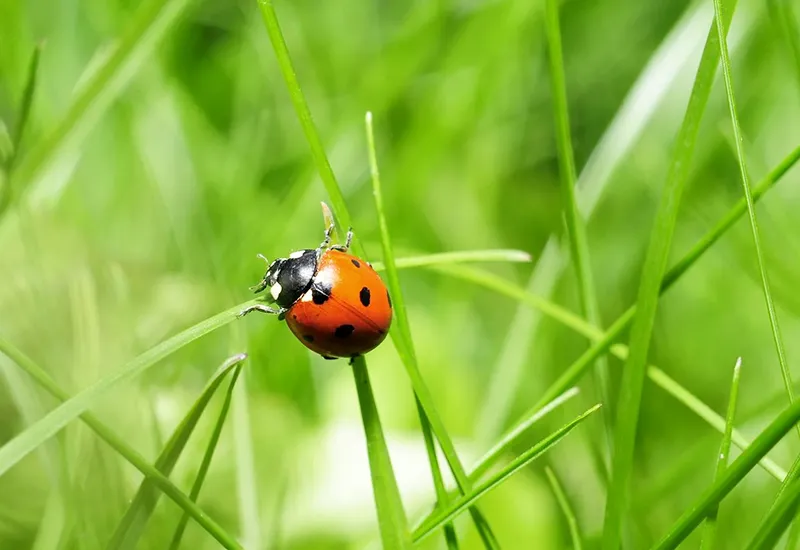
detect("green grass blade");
top-left (714, 0), bottom-right (794, 415)
top-left (700, 357), bottom-right (742, 549)
top-left (413, 404), bottom-right (601, 543)
top-left (106, 353), bottom-right (247, 550)
top-left (7, 43), bottom-right (42, 170)
top-left (352, 356), bottom-right (411, 549)
top-left (10, 0), bottom-right (192, 205)
top-left (545, 466), bottom-right (583, 550)
top-left (767, 0), bottom-right (800, 93)
top-left (745, 477), bottom-right (800, 549)
top-left (416, 398), bottom-right (459, 549)
top-left (544, 0), bottom-right (611, 436)
top-left (432, 265), bottom-right (785, 482)
top-left (169, 365), bottom-right (243, 550)
top-left (653, 397), bottom-right (800, 550)
top-left (0, 298), bottom-right (259, 480)
top-left (371, 249), bottom-right (532, 272)
top-left (603, 1), bottom-right (737, 545)
top-left (366, 112), bottom-right (499, 547)
top-left (0, 336), bottom-right (242, 549)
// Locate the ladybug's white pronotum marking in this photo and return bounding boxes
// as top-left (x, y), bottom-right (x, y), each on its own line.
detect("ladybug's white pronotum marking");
top-left (270, 283), bottom-right (282, 301)
top-left (289, 250), bottom-right (305, 259)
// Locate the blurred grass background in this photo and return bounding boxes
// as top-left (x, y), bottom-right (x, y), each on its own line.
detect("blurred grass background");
top-left (2, 0), bottom-right (800, 547)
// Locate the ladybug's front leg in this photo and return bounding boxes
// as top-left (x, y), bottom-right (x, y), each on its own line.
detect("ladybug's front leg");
top-left (330, 227), bottom-right (354, 252)
top-left (238, 304), bottom-right (284, 318)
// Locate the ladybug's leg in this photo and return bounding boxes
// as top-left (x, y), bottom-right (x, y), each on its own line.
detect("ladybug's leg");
top-left (330, 227), bottom-right (354, 252)
top-left (237, 304), bottom-right (284, 317)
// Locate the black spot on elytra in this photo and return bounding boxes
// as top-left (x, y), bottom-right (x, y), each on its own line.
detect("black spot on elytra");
top-left (360, 286), bottom-right (371, 307)
top-left (334, 324), bottom-right (355, 338)
top-left (351, 259), bottom-right (361, 268)
top-left (311, 286), bottom-right (329, 305)
top-left (387, 290), bottom-right (392, 308)
top-left (292, 314), bottom-right (298, 320)
top-left (303, 334), bottom-right (314, 343)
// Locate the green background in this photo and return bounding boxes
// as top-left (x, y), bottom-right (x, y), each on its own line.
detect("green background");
top-left (1, 0), bottom-right (800, 547)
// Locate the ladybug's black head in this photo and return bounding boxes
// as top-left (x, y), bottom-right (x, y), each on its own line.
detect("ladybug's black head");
top-left (264, 249), bottom-right (318, 308)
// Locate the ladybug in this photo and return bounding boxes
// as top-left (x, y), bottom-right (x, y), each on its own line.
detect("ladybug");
top-left (239, 225), bottom-right (393, 361)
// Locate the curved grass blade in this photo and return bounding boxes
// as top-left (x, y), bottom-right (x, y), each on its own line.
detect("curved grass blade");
top-left (700, 357), bottom-right (742, 549)
top-left (744, 477), bottom-right (800, 549)
top-left (430, 265), bottom-right (786, 482)
top-left (366, 112), bottom-right (498, 547)
top-left (352, 356), bottom-right (412, 549)
top-left (169, 365), bottom-right (243, 550)
top-left (653, 397), bottom-right (800, 550)
top-left (0, 336), bottom-right (242, 549)
top-left (545, 466), bottom-right (583, 550)
top-left (413, 404), bottom-right (601, 543)
top-left (106, 353), bottom-right (247, 550)
top-left (0, 298), bottom-right (259, 481)
top-left (10, 0), bottom-right (192, 208)
top-left (545, 0), bottom-right (611, 445)
top-left (602, 0), bottom-right (738, 545)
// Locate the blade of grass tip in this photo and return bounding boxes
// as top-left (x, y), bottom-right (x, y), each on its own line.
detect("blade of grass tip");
top-left (545, 466), bottom-right (583, 550)
top-left (544, 0), bottom-right (612, 442)
top-left (365, 112), bottom-right (499, 548)
top-left (256, 0), bottom-right (353, 236)
top-left (745, 477), bottom-right (800, 549)
top-left (714, 0), bottom-right (796, 425)
top-left (413, 404), bottom-right (601, 543)
top-left (351, 355), bottom-right (412, 549)
top-left (168, 365), bottom-right (244, 550)
top-left (10, 0), bottom-right (192, 208)
top-left (0, 336), bottom-right (243, 549)
top-left (106, 353), bottom-right (247, 550)
top-left (653, 397), bottom-right (800, 550)
top-left (0, 298), bottom-right (260, 480)
top-left (700, 357), bottom-right (742, 550)
top-left (416, 399), bottom-right (460, 550)
top-left (602, 0), bottom-right (738, 545)
top-left (7, 42), bottom-right (43, 172)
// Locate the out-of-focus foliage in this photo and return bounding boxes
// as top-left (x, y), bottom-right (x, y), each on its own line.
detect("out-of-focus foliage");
top-left (1, 0), bottom-right (800, 547)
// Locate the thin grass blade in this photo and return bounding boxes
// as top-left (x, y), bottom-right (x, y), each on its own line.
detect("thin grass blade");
top-left (767, 0), bottom-right (800, 93)
top-left (602, 0), bottom-right (737, 544)
top-left (545, 466), bottom-right (583, 550)
top-left (168, 365), bottom-right (244, 550)
top-left (744, 477), bottom-right (800, 549)
top-left (0, 336), bottom-right (242, 549)
top-left (366, 112), bottom-right (499, 547)
top-left (6, 42), bottom-right (43, 171)
top-left (352, 356), bottom-right (412, 549)
top-left (0, 298), bottom-right (259, 481)
top-left (700, 357), bottom-right (742, 549)
top-left (544, 0), bottom-right (611, 443)
top-left (413, 404), bottom-right (601, 543)
top-left (371, 249), bottom-right (532, 272)
top-left (106, 353), bottom-right (247, 550)
top-left (653, 397), bottom-right (800, 550)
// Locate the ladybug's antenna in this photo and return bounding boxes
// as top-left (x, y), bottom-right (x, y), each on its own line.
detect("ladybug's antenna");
top-left (249, 254), bottom-right (271, 293)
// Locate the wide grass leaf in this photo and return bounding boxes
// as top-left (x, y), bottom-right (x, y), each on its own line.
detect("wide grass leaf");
top-left (106, 353), bottom-right (247, 550)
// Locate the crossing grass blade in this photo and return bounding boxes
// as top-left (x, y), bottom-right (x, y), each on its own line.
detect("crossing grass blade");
top-left (168, 365), bottom-right (243, 550)
top-left (744, 477), bottom-right (800, 549)
top-left (412, 404), bottom-right (601, 543)
top-left (700, 357), bottom-right (742, 549)
top-left (10, 0), bottom-right (192, 205)
top-left (106, 353), bottom-right (247, 550)
top-left (653, 397), bottom-right (800, 550)
top-left (0, 336), bottom-right (243, 549)
top-left (544, 0), bottom-right (611, 439)
top-left (366, 111), bottom-right (499, 547)
top-left (430, 264), bottom-right (786, 482)
top-left (352, 356), bottom-right (412, 549)
top-left (545, 466), bottom-right (583, 550)
top-left (0, 299), bottom-right (259, 480)
top-left (602, 0), bottom-right (737, 545)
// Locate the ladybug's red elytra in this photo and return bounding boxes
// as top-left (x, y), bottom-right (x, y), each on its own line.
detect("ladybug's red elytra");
top-left (239, 226), bottom-right (393, 361)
